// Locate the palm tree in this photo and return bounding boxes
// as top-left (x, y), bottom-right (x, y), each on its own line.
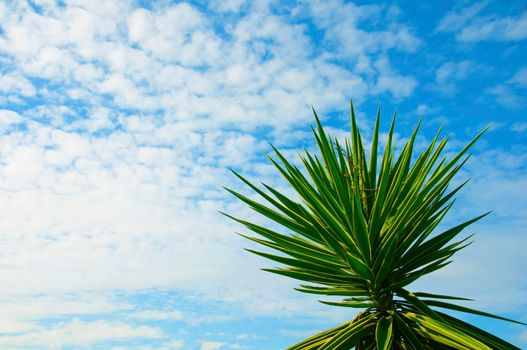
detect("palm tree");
top-left (224, 103), bottom-right (524, 349)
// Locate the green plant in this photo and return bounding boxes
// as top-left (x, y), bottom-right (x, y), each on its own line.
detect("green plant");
top-left (224, 103), bottom-right (524, 349)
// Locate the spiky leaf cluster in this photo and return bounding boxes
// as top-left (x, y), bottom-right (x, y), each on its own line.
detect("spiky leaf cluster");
top-left (225, 104), bottom-right (524, 349)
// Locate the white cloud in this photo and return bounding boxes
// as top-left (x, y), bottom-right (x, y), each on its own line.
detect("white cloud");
top-left (0, 109), bottom-right (23, 129)
top-left (0, 0), bottom-right (418, 133)
top-left (375, 74), bottom-right (417, 99)
top-left (0, 319), bottom-right (162, 347)
top-left (484, 67), bottom-right (527, 108)
top-left (202, 341), bottom-right (224, 350)
top-left (510, 67), bottom-right (527, 87)
top-left (0, 318), bottom-right (36, 334)
top-left (486, 84), bottom-right (523, 107)
top-left (438, 3), bottom-right (527, 42)
top-left (209, 0), bottom-right (246, 13)
top-left (435, 60), bottom-right (472, 83)
top-left (127, 8), bottom-right (155, 43)
top-left (228, 344), bottom-right (246, 349)
top-left (432, 60), bottom-right (475, 95)
top-left (234, 334), bottom-right (261, 340)
top-left (0, 293), bottom-right (132, 334)
top-left (372, 57), bottom-right (417, 98)
top-left (0, 72), bottom-right (36, 97)
top-left (458, 11), bottom-right (527, 42)
top-left (131, 310), bottom-right (184, 321)
top-left (164, 340), bottom-right (185, 349)
top-left (511, 122), bottom-right (527, 132)
top-left (307, 0), bottom-right (420, 56)
top-left (414, 104), bottom-right (441, 119)
top-left (436, 1), bottom-right (488, 33)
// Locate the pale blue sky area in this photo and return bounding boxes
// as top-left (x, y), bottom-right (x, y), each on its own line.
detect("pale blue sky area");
top-left (0, 1), bottom-right (526, 349)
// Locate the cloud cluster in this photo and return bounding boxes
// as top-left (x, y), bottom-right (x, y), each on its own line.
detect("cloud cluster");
top-left (0, 0), bottom-right (420, 286)
top-left (0, 0), bottom-right (423, 346)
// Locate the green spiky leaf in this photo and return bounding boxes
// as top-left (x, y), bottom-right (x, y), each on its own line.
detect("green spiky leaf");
top-left (225, 103), bottom-right (524, 349)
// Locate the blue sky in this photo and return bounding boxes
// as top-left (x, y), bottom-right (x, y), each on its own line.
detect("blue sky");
top-left (0, 0), bottom-right (526, 349)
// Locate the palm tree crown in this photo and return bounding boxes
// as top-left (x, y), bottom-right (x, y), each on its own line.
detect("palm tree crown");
top-left (225, 103), bottom-right (524, 349)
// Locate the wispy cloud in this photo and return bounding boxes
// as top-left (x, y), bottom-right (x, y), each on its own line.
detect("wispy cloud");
top-left (434, 60), bottom-right (473, 94)
top-left (437, 2), bottom-right (527, 42)
top-left (485, 85), bottom-right (521, 107)
top-left (0, 319), bottom-right (163, 348)
top-left (485, 66), bottom-right (527, 108)
top-left (509, 67), bottom-right (527, 87)
top-left (512, 122), bottom-right (527, 132)
top-left (436, 1), bottom-right (489, 33)
top-left (307, 0), bottom-right (421, 56)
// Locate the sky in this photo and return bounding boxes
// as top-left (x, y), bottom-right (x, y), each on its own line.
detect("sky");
top-left (0, 0), bottom-right (526, 349)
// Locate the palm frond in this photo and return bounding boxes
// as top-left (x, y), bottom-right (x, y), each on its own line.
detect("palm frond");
top-left (225, 103), bottom-right (524, 349)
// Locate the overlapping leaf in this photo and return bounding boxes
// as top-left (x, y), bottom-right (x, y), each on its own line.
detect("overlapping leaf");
top-left (225, 103), bottom-right (524, 349)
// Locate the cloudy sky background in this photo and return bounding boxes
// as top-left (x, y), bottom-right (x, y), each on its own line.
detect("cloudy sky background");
top-left (0, 0), bottom-right (526, 349)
